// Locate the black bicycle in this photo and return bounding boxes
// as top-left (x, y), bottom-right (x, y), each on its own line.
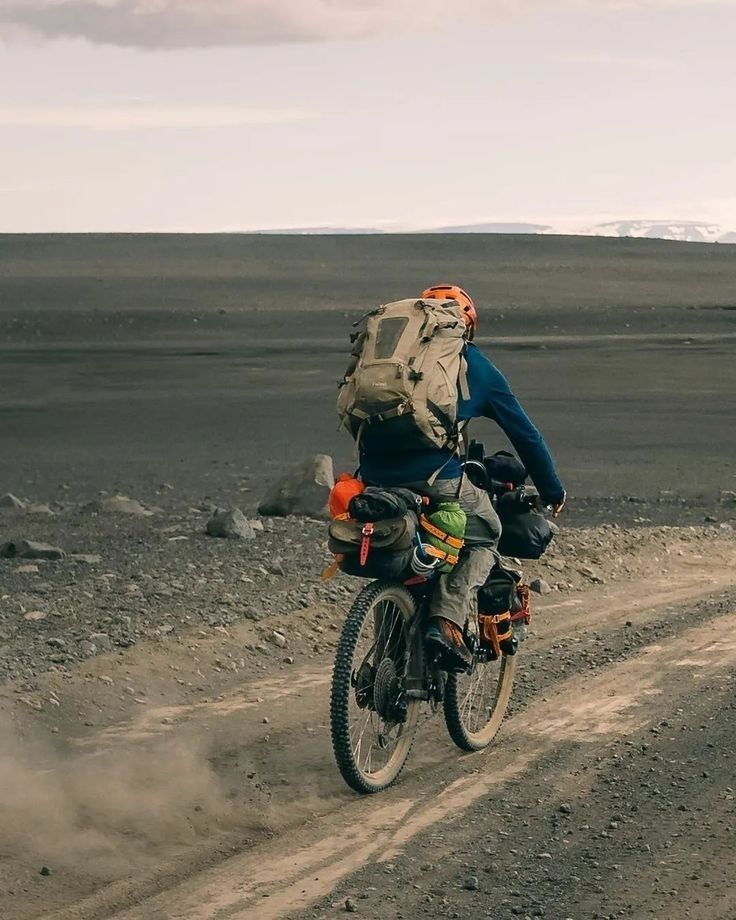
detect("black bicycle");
top-left (328, 440), bottom-right (549, 794)
top-left (329, 571), bottom-right (521, 793)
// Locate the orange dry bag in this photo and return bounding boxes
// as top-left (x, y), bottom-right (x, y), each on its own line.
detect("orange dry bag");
top-left (329, 473), bottom-right (365, 520)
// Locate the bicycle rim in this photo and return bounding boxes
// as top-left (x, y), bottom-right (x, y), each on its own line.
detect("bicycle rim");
top-left (444, 648), bottom-right (516, 752)
top-left (330, 581), bottom-right (421, 794)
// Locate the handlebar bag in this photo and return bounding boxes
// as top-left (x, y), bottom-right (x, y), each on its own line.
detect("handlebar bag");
top-left (496, 490), bottom-right (554, 560)
top-left (485, 451), bottom-right (528, 489)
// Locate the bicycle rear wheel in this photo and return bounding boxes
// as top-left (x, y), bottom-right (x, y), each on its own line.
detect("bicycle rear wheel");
top-left (330, 580), bottom-right (421, 794)
top-left (444, 644), bottom-right (516, 752)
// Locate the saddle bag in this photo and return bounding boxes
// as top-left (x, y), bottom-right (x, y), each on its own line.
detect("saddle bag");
top-left (328, 513), bottom-right (417, 580)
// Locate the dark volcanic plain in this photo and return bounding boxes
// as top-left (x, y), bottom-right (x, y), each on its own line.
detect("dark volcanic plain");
top-left (2, 232), bottom-right (736, 508)
top-left (1, 234), bottom-right (736, 920)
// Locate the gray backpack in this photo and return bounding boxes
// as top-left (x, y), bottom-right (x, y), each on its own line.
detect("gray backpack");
top-left (337, 298), bottom-right (470, 456)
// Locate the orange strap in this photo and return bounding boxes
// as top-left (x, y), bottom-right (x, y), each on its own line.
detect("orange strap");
top-left (419, 515), bottom-right (464, 550)
top-left (320, 556), bottom-right (342, 582)
top-left (423, 544), bottom-right (459, 567)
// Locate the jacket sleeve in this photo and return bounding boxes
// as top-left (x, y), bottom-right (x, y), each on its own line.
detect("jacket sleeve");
top-left (476, 354), bottom-right (566, 505)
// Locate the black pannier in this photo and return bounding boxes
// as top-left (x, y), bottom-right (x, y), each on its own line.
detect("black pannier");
top-left (478, 565), bottom-right (518, 615)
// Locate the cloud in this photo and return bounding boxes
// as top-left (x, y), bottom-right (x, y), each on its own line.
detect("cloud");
top-left (0, 0), bottom-right (720, 50)
top-left (0, 103), bottom-right (313, 128)
top-left (553, 51), bottom-right (676, 71)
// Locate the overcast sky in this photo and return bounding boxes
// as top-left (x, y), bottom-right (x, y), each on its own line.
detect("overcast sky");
top-left (0, 0), bottom-right (734, 232)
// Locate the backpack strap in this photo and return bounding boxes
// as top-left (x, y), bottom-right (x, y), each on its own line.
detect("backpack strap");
top-left (458, 350), bottom-right (470, 402)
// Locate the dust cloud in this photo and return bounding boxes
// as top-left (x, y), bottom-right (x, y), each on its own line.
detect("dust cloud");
top-left (0, 715), bottom-right (231, 879)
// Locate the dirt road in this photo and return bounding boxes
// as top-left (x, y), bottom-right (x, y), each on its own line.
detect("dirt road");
top-left (3, 534), bottom-right (734, 920)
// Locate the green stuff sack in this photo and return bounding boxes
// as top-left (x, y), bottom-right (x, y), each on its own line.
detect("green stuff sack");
top-left (420, 502), bottom-right (467, 574)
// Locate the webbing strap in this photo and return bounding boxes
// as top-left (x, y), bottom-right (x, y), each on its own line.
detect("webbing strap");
top-left (422, 544), bottom-right (459, 567)
top-left (419, 514), bottom-right (464, 550)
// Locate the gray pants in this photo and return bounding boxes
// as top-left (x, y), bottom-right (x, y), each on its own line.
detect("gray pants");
top-left (402, 476), bottom-right (501, 629)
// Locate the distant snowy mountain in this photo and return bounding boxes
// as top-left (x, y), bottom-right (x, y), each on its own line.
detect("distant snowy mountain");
top-left (422, 222), bottom-right (554, 234)
top-left (587, 220), bottom-right (734, 244)
top-left (250, 219), bottom-right (736, 242)
top-left (255, 225), bottom-right (386, 234)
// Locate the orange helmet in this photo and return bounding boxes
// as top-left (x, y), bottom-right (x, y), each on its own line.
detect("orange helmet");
top-left (420, 284), bottom-right (477, 339)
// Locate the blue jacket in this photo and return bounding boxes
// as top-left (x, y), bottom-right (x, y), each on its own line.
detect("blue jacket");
top-left (359, 343), bottom-right (565, 504)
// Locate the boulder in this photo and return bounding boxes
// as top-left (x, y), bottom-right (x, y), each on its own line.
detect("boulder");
top-left (258, 454), bottom-right (334, 518)
top-left (0, 539), bottom-right (65, 561)
top-left (206, 508), bottom-right (257, 540)
top-left (83, 495), bottom-right (153, 516)
top-left (530, 578), bottom-right (552, 596)
top-left (0, 493), bottom-right (26, 511)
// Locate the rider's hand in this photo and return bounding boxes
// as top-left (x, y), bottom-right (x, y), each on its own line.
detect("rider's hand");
top-left (552, 491), bottom-right (567, 517)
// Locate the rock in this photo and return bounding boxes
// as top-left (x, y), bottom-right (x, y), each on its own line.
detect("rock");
top-left (559, 803), bottom-right (573, 815)
top-left (578, 565), bottom-right (605, 584)
top-left (39, 866), bottom-right (52, 877)
top-left (268, 558), bottom-right (286, 576)
top-left (463, 876), bottom-right (480, 891)
top-left (271, 630), bottom-right (287, 648)
top-left (719, 490), bottom-right (736, 504)
top-left (78, 640), bottom-right (97, 657)
top-left (258, 454), bottom-right (334, 518)
top-left (88, 632), bottom-right (113, 651)
top-left (344, 898), bottom-right (358, 913)
top-left (84, 495), bottom-right (153, 516)
top-left (27, 503), bottom-right (54, 515)
top-left (530, 578), bottom-right (552, 596)
top-left (69, 554), bottom-right (102, 565)
top-left (46, 637), bottom-right (66, 649)
top-left (0, 493), bottom-right (25, 511)
top-left (205, 508), bottom-right (257, 540)
top-left (0, 539), bottom-right (65, 561)
top-left (23, 610), bottom-right (46, 621)
top-left (18, 564), bottom-right (40, 574)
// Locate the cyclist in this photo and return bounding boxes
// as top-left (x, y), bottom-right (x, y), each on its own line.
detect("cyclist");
top-left (359, 284), bottom-right (566, 671)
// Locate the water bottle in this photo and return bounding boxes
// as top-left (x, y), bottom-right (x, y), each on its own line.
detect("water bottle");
top-left (410, 542), bottom-right (441, 577)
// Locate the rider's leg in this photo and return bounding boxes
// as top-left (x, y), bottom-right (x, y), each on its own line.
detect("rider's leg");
top-left (403, 476), bottom-right (501, 669)
top-left (425, 476), bottom-right (501, 627)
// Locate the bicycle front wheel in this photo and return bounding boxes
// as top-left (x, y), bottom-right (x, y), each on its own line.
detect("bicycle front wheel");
top-left (330, 580), bottom-right (421, 794)
top-left (444, 650), bottom-right (516, 752)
